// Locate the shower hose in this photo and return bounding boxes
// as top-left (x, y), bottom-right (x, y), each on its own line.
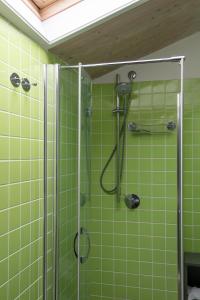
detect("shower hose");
top-left (100, 96), bottom-right (131, 194)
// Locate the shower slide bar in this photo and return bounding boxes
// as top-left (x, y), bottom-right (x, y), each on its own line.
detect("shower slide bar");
top-left (60, 56), bottom-right (185, 69)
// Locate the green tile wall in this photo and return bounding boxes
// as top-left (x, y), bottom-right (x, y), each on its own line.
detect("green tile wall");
top-left (87, 79), bottom-right (200, 300)
top-left (0, 15), bottom-right (57, 300)
top-left (184, 79), bottom-right (200, 252)
top-left (88, 80), bottom-right (179, 300)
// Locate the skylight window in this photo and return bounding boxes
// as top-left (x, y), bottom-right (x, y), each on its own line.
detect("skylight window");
top-left (22, 0), bottom-right (82, 20)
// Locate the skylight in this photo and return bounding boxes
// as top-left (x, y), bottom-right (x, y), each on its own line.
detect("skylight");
top-left (22, 0), bottom-right (82, 20)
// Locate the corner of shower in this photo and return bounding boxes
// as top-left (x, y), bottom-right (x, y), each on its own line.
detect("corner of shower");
top-left (43, 57), bottom-right (185, 300)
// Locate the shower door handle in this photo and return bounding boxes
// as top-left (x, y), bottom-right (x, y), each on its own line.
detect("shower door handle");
top-left (73, 227), bottom-right (91, 264)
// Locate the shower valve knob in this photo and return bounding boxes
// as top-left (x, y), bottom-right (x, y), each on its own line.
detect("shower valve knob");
top-left (124, 194), bottom-right (140, 209)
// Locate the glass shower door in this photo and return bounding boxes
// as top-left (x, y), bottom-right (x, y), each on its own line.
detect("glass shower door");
top-left (57, 66), bottom-right (79, 300)
top-left (79, 69), bottom-right (92, 300)
top-left (47, 65), bottom-right (92, 300)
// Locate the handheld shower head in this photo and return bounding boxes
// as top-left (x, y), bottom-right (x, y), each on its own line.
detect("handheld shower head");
top-left (116, 82), bottom-right (132, 96)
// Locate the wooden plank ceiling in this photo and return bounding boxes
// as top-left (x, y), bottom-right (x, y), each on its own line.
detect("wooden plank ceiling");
top-left (22, 0), bottom-right (82, 20)
top-left (50, 0), bottom-right (200, 78)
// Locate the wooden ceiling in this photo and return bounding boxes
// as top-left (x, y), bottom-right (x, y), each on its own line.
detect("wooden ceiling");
top-left (22, 0), bottom-right (82, 20)
top-left (51, 0), bottom-right (200, 78)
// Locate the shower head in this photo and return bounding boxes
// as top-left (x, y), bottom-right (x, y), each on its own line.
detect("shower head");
top-left (116, 82), bottom-right (132, 96)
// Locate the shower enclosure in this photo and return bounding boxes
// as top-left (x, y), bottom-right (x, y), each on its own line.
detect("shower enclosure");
top-left (44, 57), bottom-right (184, 300)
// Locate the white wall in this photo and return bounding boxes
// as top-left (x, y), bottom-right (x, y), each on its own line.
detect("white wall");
top-left (94, 32), bottom-right (200, 83)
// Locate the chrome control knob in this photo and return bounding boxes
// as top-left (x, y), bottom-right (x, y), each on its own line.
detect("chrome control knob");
top-left (124, 194), bottom-right (140, 209)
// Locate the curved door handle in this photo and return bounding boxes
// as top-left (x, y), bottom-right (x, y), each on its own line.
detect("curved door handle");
top-left (73, 227), bottom-right (90, 264)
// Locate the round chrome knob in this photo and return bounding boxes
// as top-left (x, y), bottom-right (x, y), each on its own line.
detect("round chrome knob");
top-left (124, 194), bottom-right (140, 209)
top-left (10, 73), bottom-right (20, 87)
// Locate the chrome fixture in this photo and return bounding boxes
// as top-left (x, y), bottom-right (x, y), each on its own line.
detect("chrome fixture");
top-left (21, 78), bottom-right (37, 92)
top-left (167, 121), bottom-right (176, 130)
top-left (128, 121), bottom-right (176, 134)
top-left (10, 73), bottom-right (20, 87)
top-left (61, 56), bottom-right (185, 69)
top-left (100, 71), bottom-right (136, 201)
top-left (116, 82), bottom-right (132, 96)
top-left (124, 194), bottom-right (140, 209)
top-left (74, 227), bottom-right (91, 264)
top-left (10, 73), bottom-right (37, 91)
top-left (128, 70), bottom-right (137, 81)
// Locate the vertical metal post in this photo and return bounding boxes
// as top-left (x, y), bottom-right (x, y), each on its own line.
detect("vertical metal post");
top-left (54, 64), bottom-right (60, 300)
top-left (116, 74), bottom-right (121, 202)
top-left (43, 64), bottom-right (48, 300)
top-left (77, 63), bottom-right (82, 300)
top-left (43, 64), bottom-right (60, 300)
top-left (177, 58), bottom-right (184, 300)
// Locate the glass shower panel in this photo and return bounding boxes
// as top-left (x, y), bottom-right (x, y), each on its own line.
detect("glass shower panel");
top-left (79, 69), bottom-right (92, 300)
top-left (57, 67), bottom-right (79, 300)
top-left (88, 63), bottom-right (181, 300)
top-left (44, 59), bottom-right (183, 300)
top-left (45, 65), bottom-right (92, 300)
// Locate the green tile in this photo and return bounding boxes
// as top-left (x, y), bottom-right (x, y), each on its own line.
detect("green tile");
top-left (0, 258), bottom-right (8, 285)
top-left (0, 137), bottom-right (9, 160)
top-left (0, 234), bottom-right (8, 260)
top-left (10, 115), bottom-right (20, 137)
top-left (21, 203), bottom-right (30, 226)
top-left (10, 161), bottom-right (20, 183)
top-left (0, 111), bottom-right (9, 136)
top-left (0, 284), bottom-right (8, 300)
top-left (8, 274), bottom-right (19, 299)
top-left (21, 182), bottom-right (31, 203)
top-left (10, 45), bottom-right (20, 70)
top-left (9, 206), bottom-right (20, 230)
top-left (21, 118), bottom-right (30, 138)
top-left (21, 161), bottom-right (31, 181)
top-left (9, 229), bottom-right (20, 254)
top-left (20, 246), bottom-right (30, 270)
top-left (20, 268), bottom-right (30, 294)
top-left (21, 224), bottom-right (31, 247)
top-left (0, 185), bottom-right (9, 210)
top-left (9, 91), bottom-right (20, 114)
top-left (10, 138), bottom-right (20, 159)
top-left (0, 210), bottom-right (8, 235)
top-left (0, 61), bottom-right (9, 87)
top-left (10, 183), bottom-right (20, 207)
top-left (21, 95), bottom-right (30, 117)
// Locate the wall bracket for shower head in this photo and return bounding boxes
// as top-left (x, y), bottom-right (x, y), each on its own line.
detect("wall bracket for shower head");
top-left (128, 70), bottom-right (137, 81)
